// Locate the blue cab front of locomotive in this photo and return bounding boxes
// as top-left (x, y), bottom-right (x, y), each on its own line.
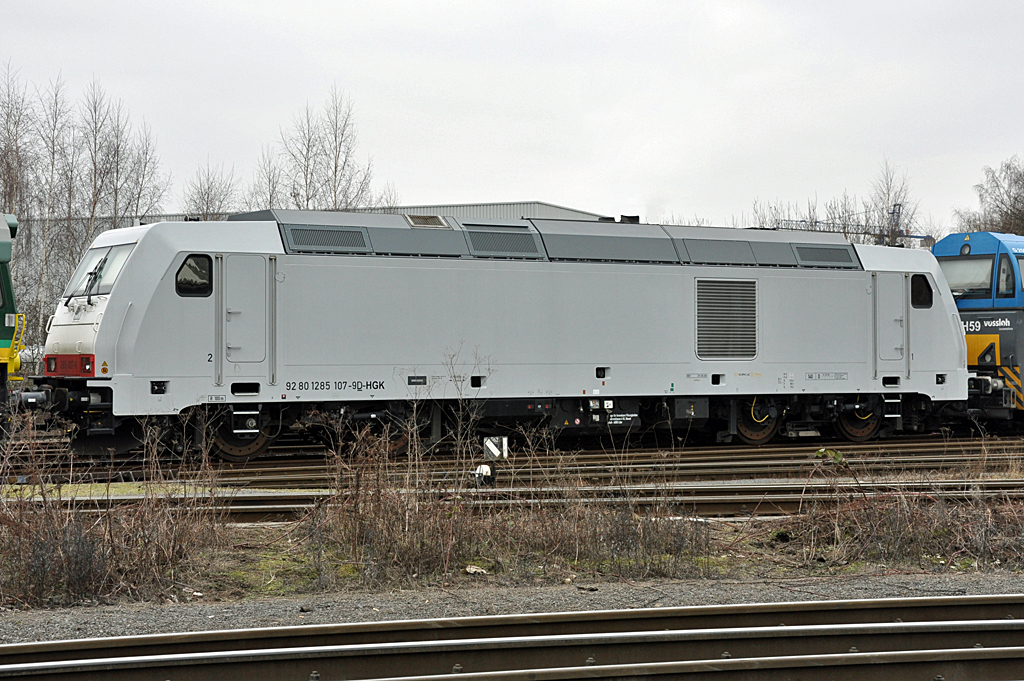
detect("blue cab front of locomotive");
top-left (932, 231), bottom-right (1024, 310)
top-left (933, 231), bottom-right (1024, 412)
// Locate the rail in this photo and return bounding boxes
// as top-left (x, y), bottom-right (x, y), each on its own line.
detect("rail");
top-left (20, 476), bottom-right (1024, 521)
top-left (3, 595), bottom-right (1024, 679)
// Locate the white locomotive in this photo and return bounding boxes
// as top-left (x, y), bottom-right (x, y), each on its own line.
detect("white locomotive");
top-left (31, 209), bottom-right (969, 459)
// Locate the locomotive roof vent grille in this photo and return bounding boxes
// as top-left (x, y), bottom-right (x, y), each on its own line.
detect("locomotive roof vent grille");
top-left (282, 225), bottom-right (371, 254)
top-left (466, 230), bottom-right (541, 256)
top-left (696, 279), bottom-right (757, 360)
top-left (405, 215), bottom-right (450, 229)
top-left (793, 244), bottom-right (859, 268)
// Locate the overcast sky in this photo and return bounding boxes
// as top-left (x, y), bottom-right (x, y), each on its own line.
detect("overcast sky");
top-left (5, 1), bottom-right (1023, 229)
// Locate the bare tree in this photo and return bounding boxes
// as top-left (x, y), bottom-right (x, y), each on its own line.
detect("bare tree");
top-left (28, 75), bottom-right (74, 342)
top-left (245, 144), bottom-right (284, 211)
top-left (747, 160), bottom-right (921, 246)
top-left (0, 63), bottom-right (36, 218)
top-left (182, 161), bottom-right (239, 219)
top-left (280, 103), bottom-right (323, 210)
top-left (55, 119), bottom-right (84, 280)
top-left (104, 100), bottom-right (134, 229)
top-left (868, 158), bottom-right (918, 246)
top-left (819, 191), bottom-right (865, 240)
top-left (268, 87), bottom-right (390, 212)
top-left (126, 122), bottom-right (170, 219)
top-left (751, 198), bottom-right (819, 231)
top-left (658, 212), bottom-right (713, 227)
top-left (321, 86), bottom-right (372, 210)
top-left (372, 181), bottom-right (401, 211)
top-left (955, 156), bottom-right (1024, 235)
top-left (80, 80), bottom-right (113, 245)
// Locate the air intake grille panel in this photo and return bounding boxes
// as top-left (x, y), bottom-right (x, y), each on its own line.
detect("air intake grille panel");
top-left (282, 225), bottom-right (372, 253)
top-left (406, 215), bottom-right (449, 228)
top-left (292, 228), bottom-right (366, 249)
top-left (467, 230), bottom-right (539, 255)
top-left (696, 279), bottom-right (757, 359)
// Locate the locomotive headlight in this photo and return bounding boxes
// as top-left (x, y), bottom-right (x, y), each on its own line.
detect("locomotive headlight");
top-left (81, 356), bottom-right (92, 373)
top-left (46, 357), bottom-right (56, 373)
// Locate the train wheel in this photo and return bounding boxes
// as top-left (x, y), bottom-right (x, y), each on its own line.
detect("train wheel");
top-left (213, 424), bottom-right (277, 462)
top-left (736, 397), bottom-right (780, 445)
top-left (834, 400), bottom-right (882, 442)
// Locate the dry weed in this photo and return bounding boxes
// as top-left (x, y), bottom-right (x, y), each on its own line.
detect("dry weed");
top-left (301, 427), bottom-right (715, 588)
top-left (0, 415), bottom-right (223, 606)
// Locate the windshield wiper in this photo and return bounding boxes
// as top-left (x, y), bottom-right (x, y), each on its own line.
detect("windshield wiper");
top-left (952, 286), bottom-right (991, 299)
top-left (84, 254), bottom-right (109, 306)
top-left (65, 255), bottom-right (109, 308)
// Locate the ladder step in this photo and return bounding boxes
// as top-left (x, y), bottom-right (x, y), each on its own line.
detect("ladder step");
top-left (883, 397), bottom-right (902, 417)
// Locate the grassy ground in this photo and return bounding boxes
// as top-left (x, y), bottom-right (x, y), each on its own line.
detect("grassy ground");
top-left (147, 506), bottom-right (1024, 606)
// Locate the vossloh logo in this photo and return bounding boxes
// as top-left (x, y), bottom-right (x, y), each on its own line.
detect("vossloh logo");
top-left (984, 318), bottom-right (1012, 328)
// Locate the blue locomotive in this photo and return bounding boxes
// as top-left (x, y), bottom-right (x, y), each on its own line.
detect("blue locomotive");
top-left (933, 231), bottom-right (1024, 418)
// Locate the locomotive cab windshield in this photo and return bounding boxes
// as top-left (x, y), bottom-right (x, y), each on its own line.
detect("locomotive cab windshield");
top-left (63, 243), bottom-right (135, 302)
top-left (938, 255), bottom-right (995, 299)
top-left (933, 232), bottom-right (1024, 307)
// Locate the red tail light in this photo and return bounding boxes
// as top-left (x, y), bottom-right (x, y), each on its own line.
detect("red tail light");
top-left (44, 354), bottom-right (95, 377)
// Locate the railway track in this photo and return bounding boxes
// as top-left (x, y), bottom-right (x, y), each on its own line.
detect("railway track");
top-left (208, 435), bottom-right (1024, 489)
top-left (53, 476), bottom-right (1024, 521)
top-left (7, 434), bottom-right (1024, 520)
top-left (6, 433), bottom-right (1024, 490)
top-left (3, 594), bottom-right (1024, 679)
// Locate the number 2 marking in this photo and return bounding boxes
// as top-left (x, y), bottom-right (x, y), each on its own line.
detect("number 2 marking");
top-left (207, 353), bottom-right (213, 362)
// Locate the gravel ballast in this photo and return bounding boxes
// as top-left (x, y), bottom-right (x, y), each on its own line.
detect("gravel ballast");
top-left (2, 572), bottom-right (1023, 645)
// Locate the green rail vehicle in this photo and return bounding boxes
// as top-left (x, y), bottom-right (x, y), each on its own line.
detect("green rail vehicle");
top-left (0, 214), bottom-right (25, 404)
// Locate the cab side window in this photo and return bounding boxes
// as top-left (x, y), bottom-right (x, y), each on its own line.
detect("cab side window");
top-left (176, 255), bottom-right (212, 297)
top-left (997, 254), bottom-right (1015, 298)
top-left (910, 274), bottom-right (933, 308)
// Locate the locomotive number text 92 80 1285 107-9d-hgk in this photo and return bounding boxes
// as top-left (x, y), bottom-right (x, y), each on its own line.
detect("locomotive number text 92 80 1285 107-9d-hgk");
top-left (283, 380), bottom-right (386, 392)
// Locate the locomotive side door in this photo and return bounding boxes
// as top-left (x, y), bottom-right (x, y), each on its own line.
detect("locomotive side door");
top-left (874, 271), bottom-right (907, 375)
top-left (223, 255), bottom-right (267, 364)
